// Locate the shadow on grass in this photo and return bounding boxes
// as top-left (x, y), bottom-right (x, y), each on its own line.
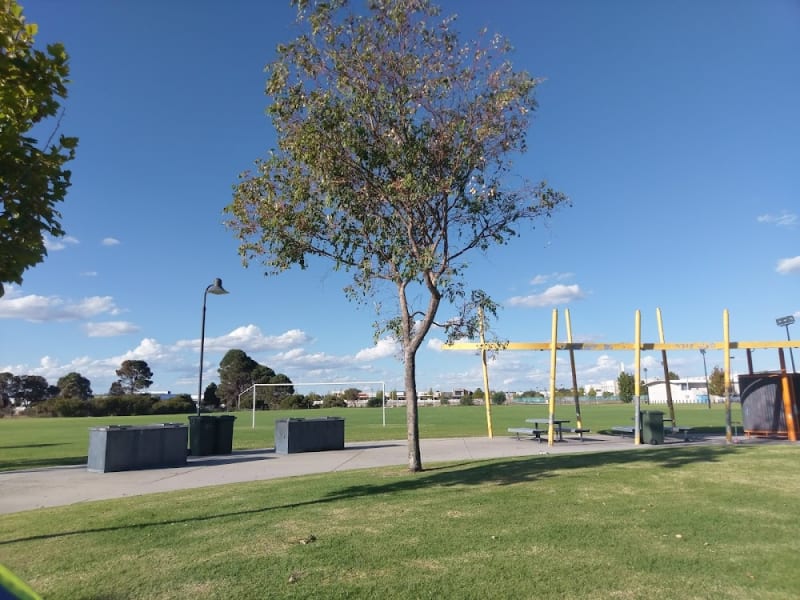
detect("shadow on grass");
top-left (0, 443), bottom-right (66, 450)
top-left (0, 444), bottom-right (746, 546)
top-left (0, 455), bottom-right (86, 472)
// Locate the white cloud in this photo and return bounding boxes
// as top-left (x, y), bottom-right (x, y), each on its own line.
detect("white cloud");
top-left (117, 338), bottom-right (170, 362)
top-left (757, 212), bottom-right (797, 227)
top-left (507, 284), bottom-right (585, 308)
top-left (102, 237), bottom-right (121, 246)
top-left (271, 348), bottom-right (352, 370)
top-left (530, 272), bottom-right (574, 285)
top-left (0, 290), bottom-right (121, 321)
top-left (354, 337), bottom-right (399, 361)
top-left (81, 271), bottom-right (98, 277)
top-left (43, 235), bottom-right (79, 251)
top-left (427, 338), bottom-right (445, 351)
top-left (85, 321), bottom-right (140, 337)
top-left (776, 256), bottom-right (800, 274)
top-left (180, 325), bottom-right (312, 353)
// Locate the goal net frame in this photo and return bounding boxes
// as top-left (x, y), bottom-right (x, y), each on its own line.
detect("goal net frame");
top-left (237, 380), bottom-right (387, 428)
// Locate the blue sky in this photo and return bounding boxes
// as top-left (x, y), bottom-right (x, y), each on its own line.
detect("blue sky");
top-left (2, 0), bottom-right (798, 397)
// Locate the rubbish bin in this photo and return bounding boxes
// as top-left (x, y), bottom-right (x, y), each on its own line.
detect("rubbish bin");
top-left (188, 415), bottom-right (217, 456)
top-left (641, 410), bottom-right (664, 445)
top-left (88, 423), bottom-right (188, 472)
top-left (215, 415), bottom-right (237, 454)
top-left (274, 417), bottom-right (345, 454)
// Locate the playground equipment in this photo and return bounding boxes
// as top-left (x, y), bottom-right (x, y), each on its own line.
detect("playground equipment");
top-left (445, 308), bottom-right (800, 446)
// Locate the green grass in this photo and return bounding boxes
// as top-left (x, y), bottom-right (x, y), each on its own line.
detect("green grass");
top-left (0, 443), bottom-right (795, 599)
top-left (0, 403), bottom-right (741, 471)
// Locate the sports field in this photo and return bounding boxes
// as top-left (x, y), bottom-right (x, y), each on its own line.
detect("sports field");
top-left (0, 403), bottom-right (740, 471)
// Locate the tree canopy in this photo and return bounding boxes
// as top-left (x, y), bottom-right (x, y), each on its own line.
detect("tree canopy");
top-left (114, 360), bottom-right (153, 394)
top-left (226, 0), bottom-right (568, 471)
top-left (617, 372), bottom-right (635, 404)
top-left (217, 349), bottom-right (292, 409)
top-left (0, 0), bottom-right (78, 297)
top-left (56, 371), bottom-right (92, 400)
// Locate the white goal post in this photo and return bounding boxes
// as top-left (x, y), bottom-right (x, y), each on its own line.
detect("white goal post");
top-left (237, 380), bottom-right (387, 429)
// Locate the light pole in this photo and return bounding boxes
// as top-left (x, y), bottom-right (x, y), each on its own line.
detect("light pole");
top-left (197, 278), bottom-right (229, 416)
top-left (700, 349), bottom-right (711, 409)
top-left (776, 315), bottom-right (796, 373)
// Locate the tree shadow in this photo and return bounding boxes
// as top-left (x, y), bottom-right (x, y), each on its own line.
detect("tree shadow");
top-left (0, 443), bottom-right (65, 450)
top-left (0, 444), bottom-right (744, 546)
top-left (0, 455), bottom-right (86, 472)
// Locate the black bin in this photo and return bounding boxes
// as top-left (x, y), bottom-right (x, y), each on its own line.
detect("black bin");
top-left (641, 410), bottom-right (664, 445)
top-left (188, 415), bottom-right (236, 456)
top-left (215, 415), bottom-right (237, 454)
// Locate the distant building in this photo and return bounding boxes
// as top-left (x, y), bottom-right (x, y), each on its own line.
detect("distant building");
top-left (646, 378), bottom-right (739, 404)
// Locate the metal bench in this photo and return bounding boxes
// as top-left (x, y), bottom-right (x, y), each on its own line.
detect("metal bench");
top-left (666, 426), bottom-right (693, 442)
top-left (567, 427), bottom-right (591, 441)
top-left (508, 427), bottom-right (546, 442)
top-left (612, 425), bottom-right (635, 437)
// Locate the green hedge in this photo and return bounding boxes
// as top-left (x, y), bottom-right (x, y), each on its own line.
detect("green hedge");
top-left (28, 394), bottom-right (196, 417)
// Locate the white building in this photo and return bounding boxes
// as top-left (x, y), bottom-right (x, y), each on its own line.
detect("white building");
top-left (645, 377), bottom-right (739, 404)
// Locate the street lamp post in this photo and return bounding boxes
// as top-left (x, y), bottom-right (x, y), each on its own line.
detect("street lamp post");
top-left (776, 315), bottom-right (796, 373)
top-left (197, 278), bottom-right (229, 416)
top-left (700, 349), bottom-right (711, 409)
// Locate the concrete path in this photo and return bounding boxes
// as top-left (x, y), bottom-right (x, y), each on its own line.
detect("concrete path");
top-left (0, 433), bottom-right (728, 515)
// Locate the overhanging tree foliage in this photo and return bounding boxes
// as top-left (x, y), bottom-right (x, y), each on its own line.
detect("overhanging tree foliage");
top-left (226, 0), bottom-right (568, 471)
top-left (0, 0), bottom-right (78, 297)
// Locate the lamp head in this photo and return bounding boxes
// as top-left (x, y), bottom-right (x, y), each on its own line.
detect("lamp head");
top-left (208, 278), bottom-right (229, 295)
top-left (776, 315), bottom-right (795, 327)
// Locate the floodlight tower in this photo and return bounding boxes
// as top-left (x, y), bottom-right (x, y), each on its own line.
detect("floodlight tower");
top-left (776, 315), bottom-right (796, 373)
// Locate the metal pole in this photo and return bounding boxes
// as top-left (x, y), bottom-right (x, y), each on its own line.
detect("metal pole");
top-left (785, 325), bottom-right (796, 373)
top-left (700, 349), bottom-right (711, 409)
top-left (547, 309), bottom-right (558, 447)
top-left (197, 278), bottom-right (229, 417)
top-left (197, 287), bottom-right (210, 416)
top-left (634, 310), bottom-right (641, 446)
top-left (478, 307), bottom-right (493, 438)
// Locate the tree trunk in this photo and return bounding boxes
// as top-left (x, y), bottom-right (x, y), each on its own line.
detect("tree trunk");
top-left (405, 349), bottom-right (422, 471)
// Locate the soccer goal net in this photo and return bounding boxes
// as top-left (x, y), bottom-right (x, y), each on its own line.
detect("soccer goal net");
top-left (237, 380), bottom-right (388, 428)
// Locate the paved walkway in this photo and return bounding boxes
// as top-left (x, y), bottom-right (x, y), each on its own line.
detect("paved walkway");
top-left (0, 433), bottom-right (731, 515)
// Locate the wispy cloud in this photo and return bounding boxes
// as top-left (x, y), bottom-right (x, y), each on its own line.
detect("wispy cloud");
top-left (175, 325), bottom-right (313, 353)
top-left (507, 284), bottom-right (585, 308)
top-left (0, 289), bottom-right (122, 321)
top-left (102, 237), bottom-right (121, 246)
top-left (776, 256), bottom-right (800, 274)
top-left (81, 271), bottom-right (98, 277)
top-left (757, 212), bottom-right (797, 228)
top-left (44, 235), bottom-right (79, 251)
top-left (85, 321), bottom-right (140, 337)
top-left (529, 272), bottom-right (574, 285)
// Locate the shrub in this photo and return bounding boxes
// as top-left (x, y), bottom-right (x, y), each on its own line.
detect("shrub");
top-left (90, 394), bottom-right (156, 416)
top-left (322, 394), bottom-right (347, 408)
top-left (151, 395), bottom-right (195, 414)
top-left (366, 396), bottom-right (382, 408)
top-left (279, 394), bottom-right (311, 409)
top-left (51, 397), bottom-right (90, 417)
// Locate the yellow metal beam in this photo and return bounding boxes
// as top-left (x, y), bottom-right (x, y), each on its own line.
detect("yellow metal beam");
top-left (444, 340), bottom-right (800, 352)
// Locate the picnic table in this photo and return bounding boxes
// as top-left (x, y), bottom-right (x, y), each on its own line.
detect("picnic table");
top-left (526, 418), bottom-right (570, 442)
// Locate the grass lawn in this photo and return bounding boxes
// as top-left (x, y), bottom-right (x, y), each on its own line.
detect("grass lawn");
top-left (0, 442), bottom-right (796, 599)
top-left (0, 402), bottom-right (741, 471)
